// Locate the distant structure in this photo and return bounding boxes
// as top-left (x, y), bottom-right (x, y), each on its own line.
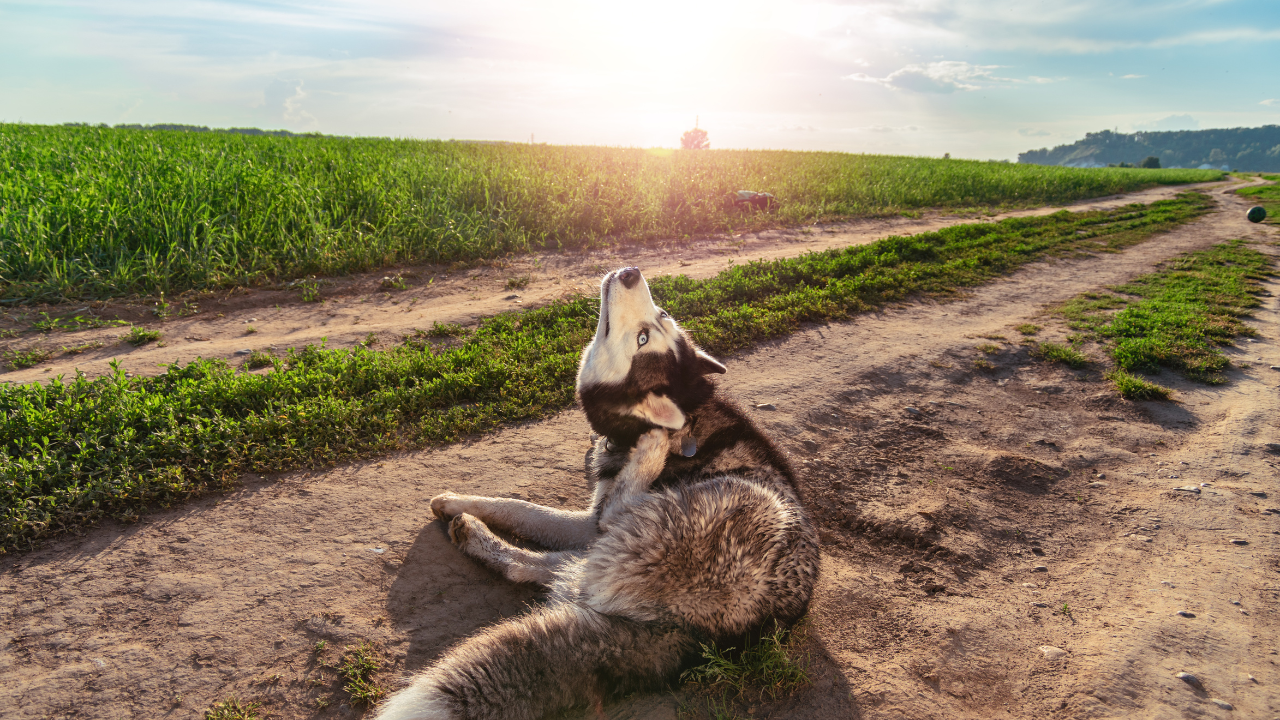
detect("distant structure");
top-left (1018, 126), bottom-right (1280, 171)
top-left (681, 116), bottom-right (709, 150)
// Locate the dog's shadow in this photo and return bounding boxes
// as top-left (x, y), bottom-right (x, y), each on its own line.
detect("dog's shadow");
top-left (385, 520), bottom-right (543, 671)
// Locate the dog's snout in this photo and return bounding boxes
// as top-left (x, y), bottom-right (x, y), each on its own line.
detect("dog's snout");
top-left (618, 267), bottom-right (641, 289)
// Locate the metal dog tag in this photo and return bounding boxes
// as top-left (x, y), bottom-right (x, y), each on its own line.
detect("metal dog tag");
top-left (680, 435), bottom-right (697, 457)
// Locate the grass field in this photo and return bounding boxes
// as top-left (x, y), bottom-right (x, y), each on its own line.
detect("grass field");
top-left (0, 123), bottom-right (1222, 303)
top-left (0, 192), bottom-right (1215, 551)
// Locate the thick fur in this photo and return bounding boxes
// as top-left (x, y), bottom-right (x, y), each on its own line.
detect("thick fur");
top-left (375, 267), bottom-right (819, 720)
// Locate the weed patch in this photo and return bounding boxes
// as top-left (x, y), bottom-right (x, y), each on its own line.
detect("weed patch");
top-left (1031, 341), bottom-right (1090, 369)
top-left (681, 624), bottom-right (808, 718)
top-left (0, 194), bottom-right (1214, 550)
top-left (122, 326), bottom-right (161, 346)
top-left (338, 642), bottom-right (386, 707)
top-left (1015, 323), bottom-right (1041, 336)
top-left (3, 346), bottom-right (52, 369)
top-left (1055, 239), bottom-right (1273, 384)
top-left (204, 697), bottom-right (261, 720)
top-left (1106, 370), bottom-right (1173, 400)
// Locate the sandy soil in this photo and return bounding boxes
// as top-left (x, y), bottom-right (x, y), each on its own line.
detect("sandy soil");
top-left (1, 180), bottom-right (1278, 720)
top-left (0, 179), bottom-right (1243, 385)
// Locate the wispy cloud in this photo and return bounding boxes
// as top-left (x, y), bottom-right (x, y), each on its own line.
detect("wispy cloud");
top-left (1018, 128), bottom-right (1051, 137)
top-left (846, 61), bottom-right (1051, 93)
top-left (847, 61), bottom-right (1008, 93)
top-left (1122, 74), bottom-right (1145, 79)
top-left (1262, 99), bottom-right (1279, 107)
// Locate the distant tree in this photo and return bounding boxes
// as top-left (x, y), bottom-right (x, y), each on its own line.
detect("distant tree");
top-left (1139, 156), bottom-right (1161, 169)
top-left (681, 127), bottom-right (709, 150)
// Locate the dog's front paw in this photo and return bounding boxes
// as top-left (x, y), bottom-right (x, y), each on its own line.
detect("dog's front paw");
top-left (431, 492), bottom-right (461, 521)
top-left (632, 428), bottom-right (669, 462)
top-left (448, 513), bottom-right (475, 546)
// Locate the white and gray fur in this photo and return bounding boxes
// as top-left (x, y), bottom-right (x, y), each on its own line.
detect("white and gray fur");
top-left (374, 267), bottom-right (820, 720)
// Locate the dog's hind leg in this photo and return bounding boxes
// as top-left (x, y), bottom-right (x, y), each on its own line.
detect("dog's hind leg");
top-left (448, 513), bottom-right (578, 586)
top-left (373, 603), bottom-right (694, 720)
top-left (430, 494), bottom-right (597, 550)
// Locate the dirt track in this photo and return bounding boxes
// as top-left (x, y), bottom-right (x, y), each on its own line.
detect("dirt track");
top-left (1, 181), bottom-right (1278, 720)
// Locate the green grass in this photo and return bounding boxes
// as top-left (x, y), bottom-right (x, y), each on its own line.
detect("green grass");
top-left (0, 123), bottom-right (1222, 302)
top-left (2, 346), bottom-right (52, 370)
top-left (1056, 239), bottom-right (1273, 384)
top-left (1015, 323), bottom-right (1041, 336)
top-left (1106, 369), bottom-right (1173, 400)
top-left (0, 193), bottom-right (1213, 550)
top-left (337, 642), bottom-right (386, 707)
top-left (122, 325), bottom-right (161, 346)
top-left (1030, 341), bottom-right (1090, 369)
top-left (1235, 174), bottom-right (1280, 224)
top-left (682, 625), bottom-right (808, 701)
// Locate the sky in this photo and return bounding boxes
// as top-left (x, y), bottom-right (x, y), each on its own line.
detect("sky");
top-left (1, 0), bottom-right (1278, 159)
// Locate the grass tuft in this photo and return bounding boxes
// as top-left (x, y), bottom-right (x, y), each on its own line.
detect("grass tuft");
top-left (1015, 323), bottom-right (1041, 336)
top-left (204, 697), bottom-right (261, 720)
top-left (1030, 341), bottom-right (1090, 369)
top-left (123, 326), bottom-right (161, 346)
top-left (682, 624), bottom-right (809, 702)
top-left (338, 642), bottom-right (386, 707)
top-left (1106, 369), bottom-right (1173, 400)
top-left (244, 351), bottom-right (275, 370)
top-left (505, 275), bottom-right (531, 290)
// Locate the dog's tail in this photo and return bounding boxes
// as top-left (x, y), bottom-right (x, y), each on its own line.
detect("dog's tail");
top-left (373, 602), bottom-right (696, 720)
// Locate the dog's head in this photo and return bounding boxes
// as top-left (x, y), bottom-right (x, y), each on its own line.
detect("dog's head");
top-left (576, 267), bottom-right (726, 448)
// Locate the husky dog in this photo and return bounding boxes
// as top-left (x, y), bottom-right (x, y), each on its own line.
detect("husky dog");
top-left (375, 267), bottom-right (819, 720)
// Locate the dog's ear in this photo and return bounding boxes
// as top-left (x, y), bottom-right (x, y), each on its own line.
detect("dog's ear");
top-left (695, 349), bottom-right (727, 375)
top-left (630, 393), bottom-right (686, 429)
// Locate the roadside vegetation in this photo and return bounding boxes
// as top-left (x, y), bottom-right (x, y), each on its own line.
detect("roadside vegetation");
top-left (1235, 173), bottom-right (1280, 224)
top-left (1052, 239), bottom-right (1274, 398)
top-left (0, 193), bottom-right (1215, 551)
top-left (0, 123), bottom-right (1221, 302)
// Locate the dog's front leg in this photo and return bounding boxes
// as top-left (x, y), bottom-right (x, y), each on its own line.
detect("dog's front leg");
top-left (597, 428), bottom-right (668, 531)
top-left (430, 494), bottom-right (598, 550)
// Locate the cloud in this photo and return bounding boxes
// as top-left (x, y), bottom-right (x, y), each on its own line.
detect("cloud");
top-left (1121, 74), bottom-right (1145, 79)
top-left (1134, 114), bottom-right (1199, 131)
top-left (265, 79), bottom-right (317, 129)
top-left (1017, 128), bottom-right (1051, 137)
top-left (846, 61), bottom-right (1016, 93)
top-left (1262, 99), bottom-right (1280, 107)
top-left (844, 125), bottom-right (921, 133)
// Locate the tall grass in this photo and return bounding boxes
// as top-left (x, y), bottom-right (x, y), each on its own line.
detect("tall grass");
top-left (0, 123), bottom-right (1222, 302)
top-left (0, 193), bottom-right (1212, 551)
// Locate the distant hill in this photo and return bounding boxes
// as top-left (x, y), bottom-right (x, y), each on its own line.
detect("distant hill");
top-left (1018, 126), bottom-right (1280, 171)
top-left (62, 122), bottom-right (323, 138)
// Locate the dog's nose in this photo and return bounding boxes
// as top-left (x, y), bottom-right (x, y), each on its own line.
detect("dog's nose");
top-left (618, 267), bottom-right (641, 289)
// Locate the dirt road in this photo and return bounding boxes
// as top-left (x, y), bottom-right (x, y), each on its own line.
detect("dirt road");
top-left (1, 181), bottom-right (1277, 720)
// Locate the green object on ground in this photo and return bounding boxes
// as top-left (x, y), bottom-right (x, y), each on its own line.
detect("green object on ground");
top-left (1247, 205), bottom-right (1267, 223)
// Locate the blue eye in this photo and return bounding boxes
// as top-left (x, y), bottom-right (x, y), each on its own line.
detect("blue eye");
top-left (638, 331), bottom-right (649, 347)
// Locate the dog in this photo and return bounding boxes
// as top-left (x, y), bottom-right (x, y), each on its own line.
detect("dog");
top-left (374, 266), bottom-right (819, 720)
